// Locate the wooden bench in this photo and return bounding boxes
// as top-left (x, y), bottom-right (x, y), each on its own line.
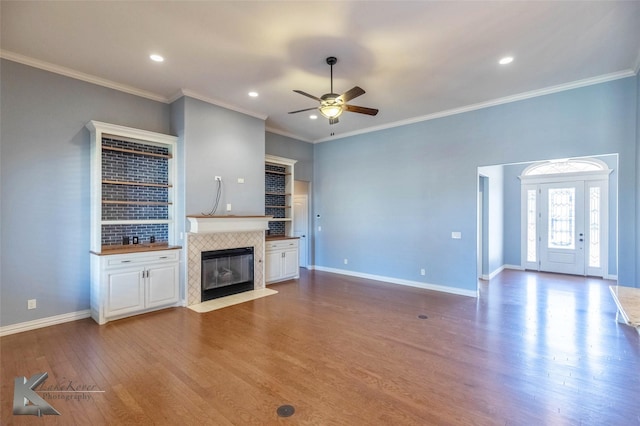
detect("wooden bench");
top-left (609, 285), bottom-right (640, 335)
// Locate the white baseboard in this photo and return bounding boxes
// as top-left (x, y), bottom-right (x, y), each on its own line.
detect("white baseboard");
top-left (482, 265), bottom-right (503, 281)
top-left (312, 266), bottom-right (477, 298)
top-left (481, 264), bottom-right (523, 280)
top-left (504, 264), bottom-right (524, 271)
top-left (0, 310), bottom-right (91, 337)
top-left (605, 274), bottom-right (618, 281)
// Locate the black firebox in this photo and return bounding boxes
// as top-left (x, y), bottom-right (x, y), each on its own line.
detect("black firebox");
top-left (201, 247), bottom-right (254, 301)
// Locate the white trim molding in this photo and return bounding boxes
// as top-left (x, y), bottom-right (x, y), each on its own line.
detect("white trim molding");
top-left (0, 310), bottom-right (91, 337)
top-left (315, 69), bottom-right (636, 143)
top-left (482, 265), bottom-right (506, 281)
top-left (0, 50), bottom-right (167, 102)
top-left (313, 266), bottom-right (477, 298)
top-left (504, 264), bottom-right (525, 271)
top-left (172, 89), bottom-right (268, 120)
top-left (186, 215), bottom-right (271, 234)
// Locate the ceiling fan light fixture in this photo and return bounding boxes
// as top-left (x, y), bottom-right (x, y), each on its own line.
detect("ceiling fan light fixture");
top-left (319, 94), bottom-right (344, 119)
top-left (289, 56), bottom-right (377, 124)
top-left (319, 104), bottom-right (343, 119)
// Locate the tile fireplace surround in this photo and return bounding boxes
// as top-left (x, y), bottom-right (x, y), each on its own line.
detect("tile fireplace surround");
top-left (186, 216), bottom-right (270, 306)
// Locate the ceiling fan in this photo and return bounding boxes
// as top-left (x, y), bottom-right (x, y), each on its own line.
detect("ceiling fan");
top-left (288, 56), bottom-right (378, 125)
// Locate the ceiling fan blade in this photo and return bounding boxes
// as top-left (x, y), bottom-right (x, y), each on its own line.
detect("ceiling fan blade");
top-left (288, 107), bottom-right (318, 114)
top-left (344, 104), bottom-right (379, 116)
top-left (338, 86), bottom-right (365, 103)
top-left (293, 90), bottom-right (321, 102)
top-left (329, 117), bottom-right (339, 125)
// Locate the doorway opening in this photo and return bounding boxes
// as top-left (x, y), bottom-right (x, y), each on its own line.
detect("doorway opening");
top-left (476, 154), bottom-right (617, 287)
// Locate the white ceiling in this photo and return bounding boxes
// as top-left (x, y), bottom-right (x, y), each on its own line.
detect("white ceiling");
top-left (2, 1), bottom-right (639, 143)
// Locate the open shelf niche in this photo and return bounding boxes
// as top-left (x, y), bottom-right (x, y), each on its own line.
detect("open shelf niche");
top-left (87, 121), bottom-right (178, 251)
top-left (265, 155), bottom-right (297, 237)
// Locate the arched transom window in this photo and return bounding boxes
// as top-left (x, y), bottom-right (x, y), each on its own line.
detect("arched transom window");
top-left (522, 158), bottom-right (607, 176)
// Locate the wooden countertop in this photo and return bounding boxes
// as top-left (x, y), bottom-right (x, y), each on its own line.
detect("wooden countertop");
top-left (187, 215), bottom-right (272, 219)
top-left (91, 244), bottom-right (182, 256)
top-left (266, 235), bottom-right (300, 241)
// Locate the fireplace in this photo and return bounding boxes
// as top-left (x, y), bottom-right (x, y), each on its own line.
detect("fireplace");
top-left (186, 216), bottom-right (270, 306)
top-left (201, 247), bottom-right (254, 301)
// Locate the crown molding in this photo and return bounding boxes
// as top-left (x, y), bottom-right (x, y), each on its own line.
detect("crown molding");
top-left (265, 126), bottom-right (313, 143)
top-left (0, 49), bottom-right (168, 103)
top-left (2, 49), bottom-right (635, 144)
top-left (174, 89), bottom-right (268, 121)
top-left (314, 69), bottom-right (636, 143)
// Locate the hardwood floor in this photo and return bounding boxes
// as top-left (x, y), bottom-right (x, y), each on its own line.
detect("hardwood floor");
top-left (2, 269), bottom-right (639, 425)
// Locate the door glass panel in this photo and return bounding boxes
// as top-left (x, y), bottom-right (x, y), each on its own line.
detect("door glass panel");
top-left (527, 189), bottom-right (537, 262)
top-left (548, 187), bottom-right (575, 249)
top-left (589, 187), bottom-right (601, 268)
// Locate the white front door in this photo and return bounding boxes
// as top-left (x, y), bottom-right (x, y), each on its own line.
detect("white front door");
top-left (293, 195), bottom-right (309, 268)
top-left (539, 182), bottom-right (585, 275)
top-left (521, 177), bottom-right (608, 277)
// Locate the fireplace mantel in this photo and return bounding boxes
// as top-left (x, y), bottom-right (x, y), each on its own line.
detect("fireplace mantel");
top-left (187, 215), bottom-right (272, 234)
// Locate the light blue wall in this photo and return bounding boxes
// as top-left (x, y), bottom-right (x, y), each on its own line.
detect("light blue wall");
top-left (313, 77), bottom-right (637, 292)
top-left (178, 97), bottom-right (265, 220)
top-left (502, 164), bottom-right (523, 267)
top-left (265, 132), bottom-right (314, 182)
top-left (0, 59), bottom-right (170, 326)
top-left (478, 165), bottom-right (504, 276)
top-left (637, 71), bottom-right (640, 283)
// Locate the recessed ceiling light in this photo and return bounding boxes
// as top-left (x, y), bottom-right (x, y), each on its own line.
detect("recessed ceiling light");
top-left (499, 56), bottom-right (514, 65)
top-left (248, 91), bottom-right (259, 97)
top-left (309, 115), bottom-right (318, 120)
top-left (150, 54), bottom-right (164, 62)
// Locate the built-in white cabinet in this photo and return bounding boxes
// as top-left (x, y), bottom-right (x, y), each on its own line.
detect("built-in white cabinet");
top-left (91, 249), bottom-right (180, 324)
top-left (87, 121), bottom-right (181, 324)
top-left (265, 239), bottom-right (299, 283)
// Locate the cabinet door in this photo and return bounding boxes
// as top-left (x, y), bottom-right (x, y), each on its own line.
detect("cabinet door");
top-left (146, 263), bottom-right (179, 308)
top-left (282, 248), bottom-right (299, 278)
top-left (106, 268), bottom-right (145, 317)
top-left (265, 250), bottom-right (283, 282)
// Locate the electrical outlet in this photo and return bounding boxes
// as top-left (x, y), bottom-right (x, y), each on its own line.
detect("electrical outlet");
top-left (420, 268), bottom-right (426, 276)
top-left (27, 299), bottom-right (37, 310)
top-left (344, 258), bottom-right (348, 265)
top-left (215, 176), bottom-right (222, 181)
top-left (237, 177), bottom-right (245, 184)
top-left (226, 203), bottom-right (232, 212)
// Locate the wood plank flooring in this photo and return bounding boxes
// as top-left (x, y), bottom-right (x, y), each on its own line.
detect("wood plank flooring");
top-left (2, 269), bottom-right (639, 425)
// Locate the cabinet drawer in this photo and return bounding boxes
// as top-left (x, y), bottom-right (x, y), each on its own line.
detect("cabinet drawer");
top-left (105, 250), bottom-right (179, 267)
top-left (266, 239), bottom-right (299, 251)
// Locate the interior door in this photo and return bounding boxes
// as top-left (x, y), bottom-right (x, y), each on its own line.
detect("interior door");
top-left (293, 195), bottom-right (308, 268)
top-left (539, 182), bottom-right (585, 275)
